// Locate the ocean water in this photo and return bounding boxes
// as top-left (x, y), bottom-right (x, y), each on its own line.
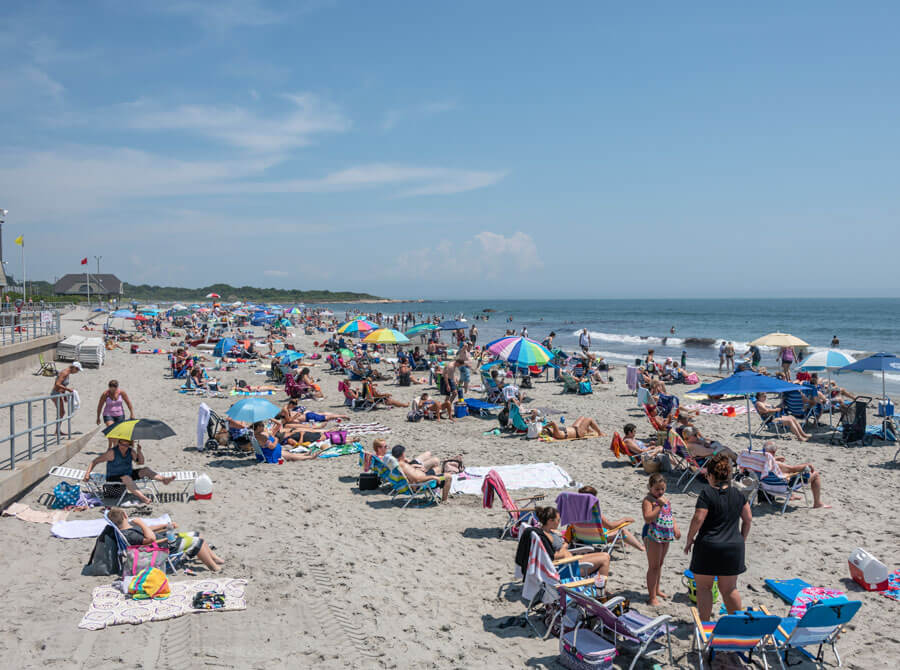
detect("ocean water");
top-left (319, 298), bottom-right (900, 396)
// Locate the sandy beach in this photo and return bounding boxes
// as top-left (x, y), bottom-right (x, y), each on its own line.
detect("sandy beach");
top-left (1, 306), bottom-right (898, 669)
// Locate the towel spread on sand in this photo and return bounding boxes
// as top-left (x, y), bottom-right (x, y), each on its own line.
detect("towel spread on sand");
top-left (684, 403), bottom-right (755, 416)
top-left (51, 514), bottom-right (171, 539)
top-left (884, 571), bottom-right (900, 602)
top-left (79, 577), bottom-right (247, 630)
top-left (450, 463), bottom-right (571, 495)
top-left (3, 502), bottom-right (69, 524)
top-left (341, 423), bottom-right (392, 435)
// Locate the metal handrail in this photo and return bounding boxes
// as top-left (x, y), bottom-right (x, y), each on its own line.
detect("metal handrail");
top-left (0, 309), bottom-right (61, 346)
top-left (0, 392), bottom-right (76, 469)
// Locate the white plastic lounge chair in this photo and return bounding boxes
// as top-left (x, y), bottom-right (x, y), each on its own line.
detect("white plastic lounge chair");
top-left (49, 466), bottom-right (197, 504)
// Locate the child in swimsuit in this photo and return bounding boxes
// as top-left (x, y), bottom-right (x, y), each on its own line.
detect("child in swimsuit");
top-left (641, 473), bottom-right (681, 606)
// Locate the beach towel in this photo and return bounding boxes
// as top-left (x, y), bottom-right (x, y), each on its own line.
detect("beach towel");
top-left (316, 442), bottom-right (363, 458)
top-left (789, 586), bottom-right (847, 618)
top-left (197, 403), bottom-right (211, 451)
top-left (229, 389), bottom-right (274, 396)
top-left (684, 403), bottom-right (754, 416)
top-left (78, 577), bottom-right (247, 630)
top-left (556, 492), bottom-right (598, 526)
top-left (520, 531), bottom-right (558, 600)
top-left (51, 514), bottom-right (171, 539)
top-left (341, 422), bottom-right (392, 436)
top-left (883, 571), bottom-right (900, 602)
top-left (3, 502), bottom-right (69, 524)
top-left (450, 463), bottom-right (571, 495)
top-left (626, 366), bottom-right (638, 392)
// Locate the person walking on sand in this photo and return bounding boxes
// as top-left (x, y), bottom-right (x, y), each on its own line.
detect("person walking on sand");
top-left (96, 380), bottom-right (136, 449)
top-left (642, 474), bottom-right (680, 606)
top-left (52, 362), bottom-right (82, 437)
top-left (724, 341), bottom-right (735, 372)
top-left (579, 328), bottom-right (591, 356)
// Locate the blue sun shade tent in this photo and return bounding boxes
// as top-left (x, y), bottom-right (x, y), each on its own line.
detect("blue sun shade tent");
top-left (213, 337), bottom-right (238, 357)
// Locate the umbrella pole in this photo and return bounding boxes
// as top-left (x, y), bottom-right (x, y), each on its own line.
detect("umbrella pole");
top-left (746, 395), bottom-right (753, 450)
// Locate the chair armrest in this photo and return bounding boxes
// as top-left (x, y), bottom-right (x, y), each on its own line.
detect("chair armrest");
top-left (568, 546), bottom-right (596, 555)
top-left (563, 577), bottom-right (600, 589)
top-left (690, 608), bottom-right (707, 642)
top-left (606, 521), bottom-right (633, 534)
top-left (758, 605), bottom-right (790, 640)
top-left (514, 494), bottom-right (545, 504)
top-left (634, 614), bottom-right (672, 635)
top-left (603, 596), bottom-right (626, 608)
top-left (553, 555), bottom-right (581, 566)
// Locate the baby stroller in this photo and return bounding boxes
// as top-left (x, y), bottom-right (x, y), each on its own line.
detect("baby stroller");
top-left (830, 396), bottom-right (872, 446)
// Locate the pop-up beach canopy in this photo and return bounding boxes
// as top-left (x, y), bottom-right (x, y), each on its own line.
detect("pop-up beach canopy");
top-left (213, 337), bottom-right (238, 357)
top-left (688, 371), bottom-right (804, 449)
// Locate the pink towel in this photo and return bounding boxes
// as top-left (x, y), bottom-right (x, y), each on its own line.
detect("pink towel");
top-left (3, 502), bottom-right (69, 524)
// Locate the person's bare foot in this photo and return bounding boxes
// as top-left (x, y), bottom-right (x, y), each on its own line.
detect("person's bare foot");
top-left (647, 596), bottom-right (660, 606)
top-left (161, 475), bottom-right (175, 485)
top-left (813, 503), bottom-right (832, 509)
top-left (657, 590), bottom-right (669, 599)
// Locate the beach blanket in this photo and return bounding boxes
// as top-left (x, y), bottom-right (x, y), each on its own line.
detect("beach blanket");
top-left (3, 502), bottom-right (69, 524)
top-left (51, 514), bottom-right (171, 539)
top-left (316, 443), bottom-right (363, 458)
top-left (450, 463), bottom-right (571, 495)
top-left (229, 389), bottom-right (274, 396)
top-left (342, 422), bottom-right (392, 436)
top-left (883, 571), bottom-right (900, 602)
top-left (684, 403), bottom-right (754, 416)
top-left (79, 577), bottom-right (247, 630)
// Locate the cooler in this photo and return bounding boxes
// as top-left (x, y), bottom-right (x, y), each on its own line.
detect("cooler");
top-left (877, 399), bottom-right (894, 417)
top-left (848, 548), bottom-right (888, 591)
top-left (453, 402), bottom-right (468, 418)
top-left (193, 473), bottom-right (213, 500)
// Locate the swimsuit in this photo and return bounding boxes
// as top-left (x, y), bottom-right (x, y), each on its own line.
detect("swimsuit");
top-left (642, 499), bottom-right (675, 543)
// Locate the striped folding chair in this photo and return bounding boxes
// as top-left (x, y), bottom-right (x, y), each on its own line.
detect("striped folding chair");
top-left (691, 608), bottom-right (785, 670)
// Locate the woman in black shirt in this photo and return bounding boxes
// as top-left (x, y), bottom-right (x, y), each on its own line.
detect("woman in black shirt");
top-left (684, 454), bottom-right (752, 621)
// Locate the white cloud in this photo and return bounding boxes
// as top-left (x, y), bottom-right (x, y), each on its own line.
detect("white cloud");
top-left (263, 270), bottom-right (289, 277)
top-left (382, 100), bottom-right (457, 131)
top-left (401, 231), bottom-right (542, 280)
top-left (121, 92), bottom-right (349, 152)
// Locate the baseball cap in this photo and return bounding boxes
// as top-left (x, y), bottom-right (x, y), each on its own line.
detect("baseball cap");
top-left (391, 445), bottom-right (406, 459)
top-left (72, 361), bottom-right (83, 371)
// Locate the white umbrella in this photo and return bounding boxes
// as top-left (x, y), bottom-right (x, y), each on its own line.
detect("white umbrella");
top-left (798, 349), bottom-right (857, 426)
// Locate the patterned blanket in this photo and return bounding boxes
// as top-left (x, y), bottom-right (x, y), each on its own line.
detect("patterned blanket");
top-left (684, 403), bottom-right (755, 416)
top-left (884, 570), bottom-right (900, 602)
top-left (79, 578), bottom-right (247, 630)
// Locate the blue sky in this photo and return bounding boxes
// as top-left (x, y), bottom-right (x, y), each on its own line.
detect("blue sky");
top-left (1, 1), bottom-right (898, 299)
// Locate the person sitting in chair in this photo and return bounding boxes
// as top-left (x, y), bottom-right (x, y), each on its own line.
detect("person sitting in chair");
top-left (83, 438), bottom-right (175, 504)
top-left (622, 423), bottom-right (663, 459)
top-left (762, 441), bottom-right (830, 509)
top-left (392, 444), bottom-right (451, 502)
top-left (754, 393), bottom-right (812, 441)
top-left (682, 426), bottom-right (737, 461)
top-left (107, 507), bottom-right (225, 572)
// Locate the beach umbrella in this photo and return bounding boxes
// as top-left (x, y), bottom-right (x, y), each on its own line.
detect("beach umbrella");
top-left (486, 336), bottom-right (553, 367)
top-left (320, 310), bottom-right (334, 316)
top-left (226, 398), bottom-right (280, 424)
top-left (103, 419), bottom-right (176, 441)
top-left (405, 323), bottom-right (439, 337)
top-left (288, 307), bottom-right (302, 315)
top-left (206, 293), bottom-right (220, 299)
top-left (337, 318), bottom-right (377, 334)
top-left (750, 332), bottom-right (809, 348)
top-left (276, 350), bottom-right (305, 363)
top-left (278, 318), bottom-right (292, 327)
top-left (689, 371), bottom-right (804, 449)
top-left (231, 301), bottom-right (243, 307)
top-left (338, 347), bottom-right (355, 359)
top-left (839, 352), bottom-right (900, 401)
top-left (111, 309), bottom-right (136, 318)
top-left (798, 350), bottom-right (857, 425)
top-left (363, 328), bottom-right (410, 344)
top-left (438, 319), bottom-right (468, 331)
top-left (213, 337), bottom-right (238, 357)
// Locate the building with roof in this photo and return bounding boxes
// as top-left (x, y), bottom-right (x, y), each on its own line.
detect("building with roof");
top-left (53, 274), bottom-right (123, 297)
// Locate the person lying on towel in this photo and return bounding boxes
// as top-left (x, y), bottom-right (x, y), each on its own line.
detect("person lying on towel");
top-left (541, 416), bottom-right (603, 440)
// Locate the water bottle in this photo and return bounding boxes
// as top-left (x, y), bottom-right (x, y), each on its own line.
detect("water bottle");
top-left (166, 522), bottom-right (176, 545)
top-left (560, 415), bottom-right (565, 427)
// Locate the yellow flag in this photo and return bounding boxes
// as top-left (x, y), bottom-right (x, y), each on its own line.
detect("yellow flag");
top-left (14, 235), bottom-right (23, 246)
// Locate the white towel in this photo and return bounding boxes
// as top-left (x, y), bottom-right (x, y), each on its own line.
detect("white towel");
top-left (520, 533), bottom-right (559, 602)
top-left (50, 514), bottom-right (171, 539)
top-left (197, 403), bottom-right (211, 451)
top-left (71, 389), bottom-right (81, 410)
top-left (450, 462), bottom-right (571, 495)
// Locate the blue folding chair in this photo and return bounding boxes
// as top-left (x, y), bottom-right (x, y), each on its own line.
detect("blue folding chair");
top-left (760, 600), bottom-right (861, 669)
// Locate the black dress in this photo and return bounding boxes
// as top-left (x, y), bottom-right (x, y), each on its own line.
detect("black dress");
top-left (689, 483), bottom-right (747, 576)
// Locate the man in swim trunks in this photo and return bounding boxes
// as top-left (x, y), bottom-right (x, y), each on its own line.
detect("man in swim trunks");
top-left (392, 444), bottom-right (451, 502)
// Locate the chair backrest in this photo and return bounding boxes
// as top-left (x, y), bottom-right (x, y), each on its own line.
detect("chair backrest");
top-left (783, 391), bottom-right (805, 418)
top-left (637, 386), bottom-right (652, 407)
top-left (483, 469), bottom-right (516, 512)
top-left (556, 491), bottom-right (601, 525)
top-left (788, 600), bottom-right (862, 647)
top-left (387, 467), bottom-right (413, 495)
top-left (103, 511), bottom-right (130, 552)
top-left (736, 450), bottom-right (767, 475)
top-left (509, 403), bottom-right (528, 432)
top-left (248, 434), bottom-right (267, 461)
top-left (706, 612), bottom-right (781, 651)
top-left (561, 586), bottom-right (638, 642)
top-left (643, 404), bottom-right (664, 431)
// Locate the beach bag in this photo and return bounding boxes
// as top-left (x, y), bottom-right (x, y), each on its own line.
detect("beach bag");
top-left (120, 542), bottom-right (169, 577)
top-left (358, 472), bottom-right (380, 490)
top-left (578, 381), bottom-right (592, 394)
top-left (642, 455), bottom-right (661, 474)
top-left (51, 481), bottom-right (81, 509)
top-left (82, 526), bottom-right (120, 576)
top-left (128, 567), bottom-right (171, 600)
top-left (325, 430), bottom-right (347, 445)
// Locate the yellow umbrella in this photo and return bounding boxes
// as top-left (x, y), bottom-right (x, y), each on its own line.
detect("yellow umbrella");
top-left (749, 332), bottom-right (809, 348)
top-left (362, 328), bottom-right (410, 344)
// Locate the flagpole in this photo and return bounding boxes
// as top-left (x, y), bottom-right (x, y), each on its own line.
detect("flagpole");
top-left (86, 264), bottom-right (91, 309)
top-left (21, 238), bottom-right (25, 306)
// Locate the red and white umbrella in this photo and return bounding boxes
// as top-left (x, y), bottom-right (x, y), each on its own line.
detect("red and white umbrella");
top-left (206, 293), bottom-right (220, 299)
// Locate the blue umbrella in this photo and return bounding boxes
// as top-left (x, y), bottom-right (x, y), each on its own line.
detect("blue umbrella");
top-left (213, 337), bottom-right (238, 357)
top-left (111, 309), bottom-right (136, 318)
top-left (276, 350), bottom-right (305, 363)
top-left (438, 320), bottom-right (468, 331)
top-left (226, 398), bottom-right (280, 424)
top-left (839, 352), bottom-right (900, 400)
top-left (689, 371), bottom-right (804, 449)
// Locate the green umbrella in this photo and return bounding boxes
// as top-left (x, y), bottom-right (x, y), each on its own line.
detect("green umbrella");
top-left (339, 347), bottom-right (355, 359)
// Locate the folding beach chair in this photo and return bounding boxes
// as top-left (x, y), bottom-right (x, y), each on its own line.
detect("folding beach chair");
top-left (636, 385), bottom-right (652, 408)
top-left (464, 398), bottom-right (502, 417)
top-left (557, 491), bottom-right (632, 556)
top-left (49, 466), bottom-right (197, 504)
top-left (360, 381), bottom-right (388, 411)
top-left (560, 371), bottom-right (585, 394)
top-left (34, 353), bottom-right (58, 377)
top-left (667, 430), bottom-right (706, 492)
top-left (103, 510), bottom-right (184, 575)
top-left (558, 586), bottom-right (673, 670)
top-left (386, 467), bottom-right (441, 508)
top-left (760, 600), bottom-right (861, 669)
top-left (609, 432), bottom-right (640, 466)
top-left (515, 529), bottom-right (606, 639)
top-left (482, 469), bottom-right (543, 539)
top-left (736, 450), bottom-right (808, 514)
top-left (508, 402), bottom-right (530, 434)
top-left (691, 608), bottom-right (785, 670)
top-left (480, 371), bottom-right (504, 403)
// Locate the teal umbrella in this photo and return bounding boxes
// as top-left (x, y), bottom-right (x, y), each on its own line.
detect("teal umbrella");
top-left (405, 323), bottom-right (439, 337)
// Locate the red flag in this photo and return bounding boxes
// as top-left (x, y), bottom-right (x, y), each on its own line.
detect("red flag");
top-left (80, 258), bottom-right (88, 265)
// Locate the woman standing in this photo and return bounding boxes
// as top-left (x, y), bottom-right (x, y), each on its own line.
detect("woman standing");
top-left (96, 380), bottom-right (135, 447)
top-left (52, 362), bottom-right (82, 437)
top-left (684, 454), bottom-right (752, 621)
top-left (778, 346), bottom-right (795, 378)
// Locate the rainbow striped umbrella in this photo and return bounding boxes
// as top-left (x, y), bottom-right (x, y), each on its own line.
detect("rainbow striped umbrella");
top-left (337, 318), bottom-right (377, 334)
top-left (363, 328), bottom-right (410, 344)
top-left (486, 336), bottom-right (553, 367)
